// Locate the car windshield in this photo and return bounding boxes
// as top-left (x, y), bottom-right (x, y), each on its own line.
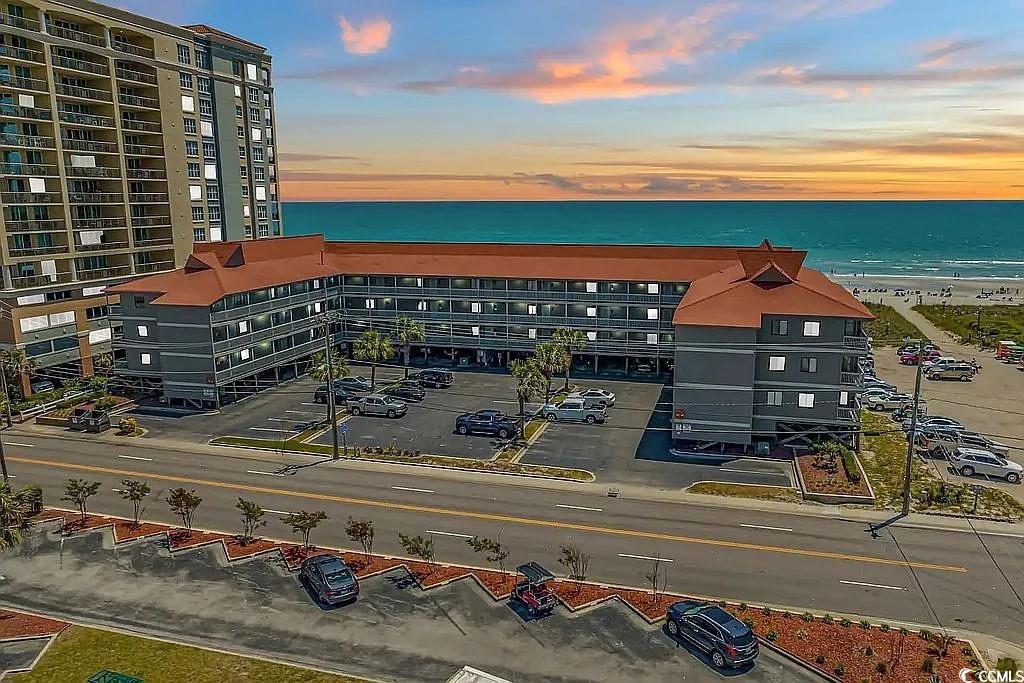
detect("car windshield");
top-left (703, 607), bottom-right (750, 639)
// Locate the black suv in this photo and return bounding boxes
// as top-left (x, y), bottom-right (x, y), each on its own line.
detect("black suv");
top-left (455, 410), bottom-right (518, 439)
top-left (313, 385), bottom-right (353, 405)
top-left (666, 600), bottom-right (758, 669)
top-left (412, 369), bottom-right (454, 388)
top-left (382, 381), bottom-right (426, 402)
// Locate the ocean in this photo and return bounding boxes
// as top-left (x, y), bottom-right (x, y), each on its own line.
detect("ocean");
top-left (281, 200), bottom-right (1024, 280)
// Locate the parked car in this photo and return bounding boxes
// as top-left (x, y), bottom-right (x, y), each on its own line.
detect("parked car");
top-left (927, 363), bottom-right (976, 382)
top-left (904, 415), bottom-right (965, 432)
top-left (411, 369), bottom-right (454, 388)
top-left (861, 386), bottom-right (895, 398)
top-left (863, 392), bottom-right (913, 411)
top-left (922, 356), bottom-right (959, 370)
top-left (334, 376), bottom-right (372, 393)
top-left (899, 348), bottom-right (942, 365)
top-left (949, 447), bottom-right (1022, 484)
top-left (455, 410), bottom-right (518, 439)
top-left (958, 432), bottom-right (1011, 457)
top-left (298, 554), bottom-right (359, 605)
top-left (382, 381), bottom-right (426, 401)
top-left (350, 394), bottom-right (407, 418)
top-left (915, 427), bottom-right (961, 456)
top-left (313, 385), bottom-right (354, 405)
top-left (566, 387), bottom-right (616, 407)
top-left (665, 600), bottom-right (759, 669)
top-left (541, 398), bottom-right (607, 423)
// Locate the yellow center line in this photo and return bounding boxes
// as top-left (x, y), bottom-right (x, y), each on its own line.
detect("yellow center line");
top-left (11, 455), bottom-right (967, 574)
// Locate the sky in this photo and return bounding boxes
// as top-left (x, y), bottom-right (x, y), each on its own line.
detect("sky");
top-left (124, 0), bottom-right (1024, 200)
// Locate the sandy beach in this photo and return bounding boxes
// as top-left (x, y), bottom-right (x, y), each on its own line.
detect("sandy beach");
top-left (831, 274), bottom-right (1024, 307)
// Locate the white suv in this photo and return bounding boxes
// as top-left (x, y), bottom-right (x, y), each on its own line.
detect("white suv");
top-left (949, 447), bottom-right (1022, 484)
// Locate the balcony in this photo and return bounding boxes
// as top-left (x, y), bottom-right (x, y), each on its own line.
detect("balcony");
top-left (72, 216), bottom-right (126, 229)
top-left (118, 93), bottom-right (159, 109)
top-left (840, 371), bottom-right (863, 386)
top-left (128, 192), bottom-right (168, 203)
top-left (55, 82), bottom-right (112, 102)
top-left (112, 41), bottom-right (154, 59)
top-left (134, 236), bottom-right (174, 248)
top-left (51, 53), bottom-right (109, 76)
top-left (68, 191), bottom-right (123, 204)
top-left (62, 138), bottom-right (118, 153)
top-left (0, 74), bottom-right (48, 92)
top-left (134, 261), bottom-right (173, 274)
top-left (2, 12), bottom-right (42, 31)
top-left (0, 104), bottom-right (51, 121)
top-left (76, 240), bottom-right (128, 252)
top-left (120, 119), bottom-right (161, 133)
top-left (46, 24), bottom-right (107, 48)
top-left (125, 168), bottom-right (166, 180)
top-left (0, 191), bottom-right (61, 203)
top-left (9, 244), bottom-right (67, 257)
top-left (0, 132), bottom-right (55, 149)
top-left (0, 162), bottom-right (58, 176)
top-left (77, 265), bottom-right (132, 281)
top-left (123, 143), bottom-right (164, 157)
top-left (114, 66), bottom-right (157, 84)
top-left (5, 218), bottom-right (65, 232)
top-left (67, 166), bottom-right (121, 178)
top-left (843, 334), bottom-right (870, 351)
top-left (10, 271), bottom-right (73, 288)
top-left (59, 110), bottom-right (113, 127)
top-left (0, 44), bottom-right (43, 63)
top-left (130, 215), bottom-right (171, 227)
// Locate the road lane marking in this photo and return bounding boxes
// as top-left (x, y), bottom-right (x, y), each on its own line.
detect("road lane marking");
top-left (7, 455), bottom-right (968, 574)
top-left (619, 553), bottom-right (673, 562)
top-left (392, 485), bottom-right (434, 494)
top-left (6, 442), bottom-right (36, 448)
top-left (264, 509), bottom-right (295, 515)
top-left (249, 427), bottom-right (297, 434)
top-left (246, 469), bottom-right (285, 477)
top-left (427, 530), bottom-right (474, 539)
top-left (741, 524), bottom-right (793, 532)
top-left (840, 579), bottom-right (906, 591)
top-left (117, 454), bottom-right (152, 462)
top-left (556, 504), bottom-right (603, 512)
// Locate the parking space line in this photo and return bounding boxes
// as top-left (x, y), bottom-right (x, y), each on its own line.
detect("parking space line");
top-left (117, 454), bottom-right (152, 462)
top-left (618, 553), bottom-right (673, 562)
top-left (740, 523), bottom-right (792, 532)
top-left (556, 504), bottom-right (603, 512)
top-left (286, 410), bottom-right (323, 415)
top-left (265, 418), bottom-right (298, 423)
top-left (839, 579), bottom-right (905, 591)
top-left (249, 427), bottom-right (297, 434)
top-left (300, 402), bottom-right (323, 407)
top-left (264, 508), bottom-right (295, 515)
top-left (392, 485), bottom-right (435, 494)
top-left (427, 529), bottom-right (474, 539)
top-left (6, 442), bottom-right (36, 448)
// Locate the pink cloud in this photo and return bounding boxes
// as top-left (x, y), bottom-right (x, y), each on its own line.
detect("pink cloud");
top-left (338, 16), bottom-right (392, 55)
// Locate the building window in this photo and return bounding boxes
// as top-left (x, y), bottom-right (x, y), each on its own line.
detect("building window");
top-left (192, 206), bottom-right (204, 222)
top-left (471, 302), bottom-right (481, 313)
top-left (183, 117), bottom-right (197, 134)
top-left (586, 306), bottom-right (597, 317)
top-left (585, 281), bottom-right (597, 293)
top-left (136, 325), bottom-right (149, 337)
top-left (528, 328), bottom-right (537, 339)
top-left (239, 146), bottom-right (246, 158)
top-left (240, 165), bottom-right (248, 178)
top-left (189, 184), bottom-right (202, 200)
top-left (181, 95), bottom-right (195, 112)
top-left (249, 108), bottom-right (260, 124)
top-left (185, 140), bottom-right (199, 157)
top-left (646, 308), bottom-right (659, 320)
top-left (85, 306), bottom-right (108, 320)
top-left (203, 141), bottom-right (216, 158)
top-left (766, 391), bottom-right (783, 406)
top-left (648, 283), bottom-right (660, 294)
top-left (798, 393), bottom-right (815, 408)
top-left (646, 333), bottom-right (658, 345)
top-left (140, 352), bottom-right (151, 365)
top-left (256, 205), bottom-right (268, 220)
top-left (206, 185), bottom-right (219, 201)
top-left (839, 391), bottom-right (849, 406)
top-left (527, 304), bottom-right (537, 315)
top-left (197, 76), bottom-right (210, 94)
top-left (199, 99), bottom-right (213, 117)
top-left (177, 44), bottom-right (190, 65)
top-left (238, 320), bottom-right (249, 334)
top-left (768, 356), bottom-right (786, 371)
top-left (257, 223), bottom-right (269, 238)
top-left (252, 147), bottom-right (264, 162)
top-left (771, 319), bottom-right (788, 336)
top-left (235, 104), bottom-right (243, 118)
top-left (803, 321), bottom-right (821, 337)
top-left (253, 166), bottom-right (265, 181)
top-left (193, 227), bottom-right (206, 242)
top-left (800, 357), bottom-right (818, 373)
top-left (241, 186), bottom-right (249, 198)
top-left (187, 162), bottom-right (200, 179)
top-left (240, 348), bottom-right (251, 361)
top-left (208, 205), bottom-right (221, 222)
top-left (196, 50), bottom-right (208, 69)
top-left (471, 326), bottom-right (480, 336)
top-left (179, 72), bottom-right (193, 89)
top-left (586, 331), bottom-right (597, 341)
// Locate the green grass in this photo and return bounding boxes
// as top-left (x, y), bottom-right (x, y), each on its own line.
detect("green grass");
top-left (864, 303), bottom-right (930, 346)
top-left (914, 304), bottom-right (1024, 346)
top-left (860, 411), bottom-right (1024, 518)
top-left (686, 482), bottom-right (802, 503)
top-left (13, 626), bottom-right (367, 682)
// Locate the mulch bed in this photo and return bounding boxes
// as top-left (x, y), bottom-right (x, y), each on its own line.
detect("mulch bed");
top-left (278, 544), bottom-right (334, 571)
top-left (796, 453), bottom-right (872, 496)
top-left (470, 569), bottom-right (517, 599)
top-left (56, 513), bottom-right (114, 536)
top-left (0, 609), bottom-right (67, 640)
top-left (111, 519), bottom-right (173, 544)
top-left (549, 581), bottom-right (619, 609)
top-left (167, 529), bottom-right (228, 551)
top-left (341, 552), bottom-right (403, 578)
top-left (223, 536), bottom-right (279, 561)
top-left (406, 561), bottom-right (472, 589)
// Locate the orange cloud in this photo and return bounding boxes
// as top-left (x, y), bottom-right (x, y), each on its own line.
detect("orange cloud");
top-left (338, 16), bottom-right (392, 55)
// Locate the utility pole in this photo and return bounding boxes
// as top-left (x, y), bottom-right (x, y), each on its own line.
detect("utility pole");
top-left (320, 286), bottom-right (341, 461)
top-left (0, 357), bottom-right (9, 482)
top-left (902, 339), bottom-right (925, 516)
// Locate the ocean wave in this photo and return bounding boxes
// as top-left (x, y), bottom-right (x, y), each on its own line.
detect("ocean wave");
top-left (941, 260), bottom-right (1024, 266)
top-left (833, 272), bottom-right (1024, 281)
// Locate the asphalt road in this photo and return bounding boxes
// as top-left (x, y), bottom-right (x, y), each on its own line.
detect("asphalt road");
top-left (4, 431), bottom-right (1024, 646)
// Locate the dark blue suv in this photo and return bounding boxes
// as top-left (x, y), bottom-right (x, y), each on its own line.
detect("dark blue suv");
top-left (666, 600), bottom-right (758, 668)
top-left (455, 410), bottom-right (518, 439)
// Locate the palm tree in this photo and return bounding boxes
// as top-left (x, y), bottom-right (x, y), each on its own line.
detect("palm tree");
top-left (0, 348), bottom-right (34, 398)
top-left (309, 348), bottom-right (349, 383)
top-left (353, 329), bottom-right (394, 390)
top-left (532, 342), bottom-right (569, 403)
top-left (0, 482), bottom-right (27, 551)
top-left (395, 316), bottom-right (426, 378)
top-left (552, 328), bottom-right (589, 390)
top-left (509, 358), bottom-right (545, 436)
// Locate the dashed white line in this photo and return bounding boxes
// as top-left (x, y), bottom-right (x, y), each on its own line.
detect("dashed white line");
top-left (618, 553), bottom-right (673, 563)
top-left (740, 523), bottom-right (793, 532)
top-left (248, 427), bottom-right (297, 434)
top-left (246, 469), bottom-right (285, 477)
top-left (5, 442), bottom-right (36, 448)
top-left (426, 529), bottom-right (474, 539)
top-left (266, 417), bottom-right (299, 423)
top-left (286, 409), bottom-right (323, 415)
top-left (111, 488), bottom-right (123, 493)
top-left (556, 504), bottom-right (604, 512)
top-left (391, 485), bottom-right (435, 494)
top-left (839, 579), bottom-right (905, 591)
top-left (264, 509), bottom-right (295, 516)
top-left (117, 454), bottom-right (152, 462)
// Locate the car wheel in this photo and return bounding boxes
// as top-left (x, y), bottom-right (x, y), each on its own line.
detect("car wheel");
top-left (585, 415), bottom-right (596, 424)
top-left (497, 428), bottom-right (509, 439)
top-left (666, 619), bottom-right (680, 636)
top-left (457, 425), bottom-right (468, 435)
top-left (930, 374), bottom-right (941, 380)
top-left (351, 407), bottom-right (361, 415)
top-left (1007, 472), bottom-right (1021, 484)
top-left (960, 465), bottom-right (975, 477)
top-left (546, 413), bottom-right (557, 421)
top-left (386, 409), bottom-right (396, 418)
top-left (959, 375), bottom-right (970, 382)
top-left (711, 650), bottom-right (727, 668)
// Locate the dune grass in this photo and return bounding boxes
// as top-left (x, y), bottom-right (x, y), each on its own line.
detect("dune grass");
top-left (864, 303), bottom-right (930, 346)
top-left (914, 304), bottom-right (1024, 346)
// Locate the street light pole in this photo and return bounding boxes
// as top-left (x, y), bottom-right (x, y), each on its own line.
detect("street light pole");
top-left (902, 339), bottom-right (925, 516)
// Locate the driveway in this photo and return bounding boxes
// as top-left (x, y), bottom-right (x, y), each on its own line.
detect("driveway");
top-left (0, 528), bottom-right (818, 683)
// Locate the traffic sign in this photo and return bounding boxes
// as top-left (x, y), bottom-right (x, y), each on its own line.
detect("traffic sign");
top-left (339, 423), bottom-right (349, 435)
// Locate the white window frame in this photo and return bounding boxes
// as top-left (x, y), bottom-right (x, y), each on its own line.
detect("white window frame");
top-left (646, 333), bottom-right (658, 345)
top-left (240, 348), bottom-right (251, 361)
top-left (527, 304), bottom-right (537, 315)
top-left (798, 393), bottom-right (815, 408)
top-left (648, 283), bottom-right (659, 294)
top-left (471, 326), bottom-right (480, 336)
top-left (586, 306), bottom-right (597, 317)
top-left (137, 325), bottom-right (149, 337)
top-left (766, 391), bottom-right (783, 406)
top-left (140, 352), bottom-right (152, 365)
top-left (839, 391), bottom-right (849, 406)
top-left (585, 281), bottom-right (598, 293)
top-left (647, 308), bottom-right (659, 320)
top-left (528, 328), bottom-right (537, 339)
top-left (471, 302), bottom-right (481, 313)
top-left (768, 356), bottom-right (786, 371)
top-left (803, 321), bottom-right (821, 337)
top-left (586, 331), bottom-right (597, 341)
top-left (238, 320), bottom-right (248, 334)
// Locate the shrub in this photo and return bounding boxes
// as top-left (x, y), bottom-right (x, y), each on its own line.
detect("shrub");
top-left (801, 611), bottom-right (814, 622)
top-left (761, 606), bottom-right (772, 616)
top-left (919, 629), bottom-right (932, 641)
top-left (117, 417), bottom-right (139, 435)
top-left (840, 618), bottom-right (852, 627)
top-left (782, 610), bottom-right (792, 619)
top-left (834, 664), bottom-right (845, 677)
top-left (823, 614), bottom-right (834, 624)
top-left (795, 628), bottom-right (808, 640)
top-left (880, 623), bottom-right (890, 632)
top-left (922, 657), bottom-right (935, 673)
top-left (738, 602), bottom-right (748, 611)
top-left (859, 619), bottom-right (871, 629)
top-left (766, 630), bottom-right (778, 642)
top-left (815, 654), bottom-right (826, 665)
top-left (742, 617), bottom-right (754, 628)
top-left (899, 627), bottom-right (910, 635)
top-left (17, 484), bottom-right (43, 515)
top-left (840, 448), bottom-right (862, 484)
top-left (875, 662), bottom-right (888, 674)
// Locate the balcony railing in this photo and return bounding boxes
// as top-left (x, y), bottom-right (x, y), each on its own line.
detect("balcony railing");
top-left (72, 217), bottom-right (126, 229)
top-left (51, 53), bottom-right (109, 76)
top-left (67, 166), bottom-right (121, 178)
top-left (130, 215), bottom-right (171, 227)
top-left (117, 93), bottom-right (159, 109)
top-left (46, 24), bottom-right (107, 47)
top-left (55, 82), bottom-right (112, 102)
top-left (10, 272), bottom-right (73, 288)
top-left (0, 162), bottom-right (58, 176)
top-left (62, 138), bottom-right (118, 153)
top-left (128, 192), bottom-right (168, 202)
top-left (2, 12), bottom-right (42, 31)
top-left (123, 143), bottom-right (164, 156)
top-left (68, 191), bottom-right (124, 204)
top-left (59, 110), bottom-right (113, 127)
top-left (0, 44), bottom-right (44, 63)
top-left (134, 261), bottom-right (173, 274)
top-left (0, 191), bottom-right (61, 203)
top-left (9, 245), bottom-right (67, 257)
top-left (0, 104), bottom-right (52, 121)
top-left (0, 74), bottom-right (48, 91)
top-left (77, 265), bottom-right (132, 281)
top-left (125, 168), bottom-right (166, 179)
top-left (840, 371), bottom-right (862, 386)
top-left (0, 132), bottom-right (55, 148)
top-left (76, 240), bottom-right (129, 252)
top-left (843, 334), bottom-right (870, 351)
top-left (5, 218), bottom-right (65, 232)
top-left (114, 66), bottom-right (157, 84)
top-left (134, 237), bottom-right (174, 247)
top-left (120, 119), bottom-right (161, 133)
top-left (112, 42), bottom-right (154, 59)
